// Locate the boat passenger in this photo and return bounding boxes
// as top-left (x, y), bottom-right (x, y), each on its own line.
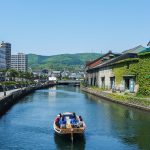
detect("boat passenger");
top-left (79, 116), bottom-right (83, 121)
top-left (59, 113), bottom-right (62, 118)
top-left (55, 117), bottom-right (60, 128)
top-left (78, 116), bottom-right (83, 127)
top-left (73, 112), bottom-right (76, 119)
top-left (55, 114), bottom-right (62, 128)
top-left (59, 116), bottom-right (66, 128)
top-left (70, 118), bottom-right (77, 124)
top-left (70, 117), bottom-right (78, 128)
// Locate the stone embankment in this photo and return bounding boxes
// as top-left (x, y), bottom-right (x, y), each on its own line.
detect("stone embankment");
top-left (0, 83), bottom-right (55, 115)
top-left (81, 87), bottom-right (150, 112)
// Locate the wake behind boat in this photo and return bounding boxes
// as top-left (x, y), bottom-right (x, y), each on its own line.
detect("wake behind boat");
top-left (53, 112), bottom-right (86, 141)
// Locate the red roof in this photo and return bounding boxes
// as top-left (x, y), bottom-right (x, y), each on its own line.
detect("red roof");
top-left (86, 51), bottom-right (119, 69)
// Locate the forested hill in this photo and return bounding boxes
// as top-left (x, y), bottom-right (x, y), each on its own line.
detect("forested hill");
top-left (28, 53), bottom-right (101, 71)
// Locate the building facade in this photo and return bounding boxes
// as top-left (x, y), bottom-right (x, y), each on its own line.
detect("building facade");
top-left (85, 51), bottom-right (120, 87)
top-left (0, 41), bottom-right (11, 69)
top-left (11, 53), bottom-right (28, 72)
top-left (0, 47), bottom-right (6, 69)
top-left (85, 45), bottom-right (150, 95)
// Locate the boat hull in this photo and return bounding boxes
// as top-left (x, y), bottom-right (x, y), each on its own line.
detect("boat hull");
top-left (53, 123), bottom-right (85, 135)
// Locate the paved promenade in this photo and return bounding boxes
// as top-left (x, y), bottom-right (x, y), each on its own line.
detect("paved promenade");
top-left (0, 89), bottom-right (22, 99)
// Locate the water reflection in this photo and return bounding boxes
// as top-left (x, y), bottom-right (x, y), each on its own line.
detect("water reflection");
top-left (84, 92), bottom-right (150, 150)
top-left (48, 86), bottom-right (57, 97)
top-left (54, 133), bottom-right (86, 150)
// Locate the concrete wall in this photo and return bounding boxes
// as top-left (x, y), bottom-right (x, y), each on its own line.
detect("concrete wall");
top-left (86, 72), bottom-right (98, 86)
top-left (86, 68), bottom-right (114, 89)
top-left (0, 87), bottom-right (36, 115)
top-left (86, 66), bottom-right (116, 90)
top-left (97, 67), bottom-right (114, 89)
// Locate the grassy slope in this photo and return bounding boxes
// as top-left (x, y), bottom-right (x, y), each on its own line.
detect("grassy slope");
top-left (28, 53), bottom-right (101, 71)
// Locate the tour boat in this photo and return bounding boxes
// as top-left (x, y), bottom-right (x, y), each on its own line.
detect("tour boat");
top-left (53, 112), bottom-right (86, 141)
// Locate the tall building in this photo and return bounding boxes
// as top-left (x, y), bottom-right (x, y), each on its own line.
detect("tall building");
top-left (0, 41), bottom-right (11, 69)
top-left (0, 47), bottom-right (6, 69)
top-left (11, 53), bottom-right (28, 72)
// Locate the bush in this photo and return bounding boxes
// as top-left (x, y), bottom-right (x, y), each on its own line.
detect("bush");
top-left (108, 93), bottom-right (150, 107)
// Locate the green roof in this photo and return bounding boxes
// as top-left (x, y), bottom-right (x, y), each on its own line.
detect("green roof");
top-left (140, 48), bottom-right (150, 53)
top-left (122, 45), bottom-right (146, 54)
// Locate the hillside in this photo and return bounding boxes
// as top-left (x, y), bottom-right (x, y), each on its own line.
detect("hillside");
top-left (28, 53), bottom-right (101, 71)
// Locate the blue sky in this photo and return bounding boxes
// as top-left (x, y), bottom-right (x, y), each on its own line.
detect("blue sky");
top-left (0, 0), bottom-right (150, 55)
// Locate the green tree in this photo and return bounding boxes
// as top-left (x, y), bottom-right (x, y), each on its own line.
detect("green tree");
top-left (8, 69), bottom-right (19, 81)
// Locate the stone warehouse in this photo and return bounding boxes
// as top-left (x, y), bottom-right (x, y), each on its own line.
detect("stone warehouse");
top-left (85, 45), bottom-right (150, 95)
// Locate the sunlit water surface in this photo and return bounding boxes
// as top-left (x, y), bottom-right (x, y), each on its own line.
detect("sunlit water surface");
top-left (0, 86), bottom-right (150, 150)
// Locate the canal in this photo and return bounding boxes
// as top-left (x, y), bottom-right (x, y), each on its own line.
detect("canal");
top-left (0, 86), bottom-right (150, 150)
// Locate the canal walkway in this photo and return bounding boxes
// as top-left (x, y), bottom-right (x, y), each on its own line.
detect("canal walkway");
top-left (0, 88), bottom-right (23, 99)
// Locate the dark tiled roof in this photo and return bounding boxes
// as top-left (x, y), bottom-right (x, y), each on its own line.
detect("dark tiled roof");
top-left (86, 51), bottom-right (120, 66)
top-left (88, 53), bottom-right (138, 71)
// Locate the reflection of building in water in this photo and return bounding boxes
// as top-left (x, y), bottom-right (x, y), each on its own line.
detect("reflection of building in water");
top-left (48, 87), bottom-right (57, 101)
top-left (75, 86), bottom-right (80, 93)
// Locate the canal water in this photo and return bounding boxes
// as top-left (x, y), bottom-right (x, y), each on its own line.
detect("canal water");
top-left (0, 86), bottom-right (150, 150)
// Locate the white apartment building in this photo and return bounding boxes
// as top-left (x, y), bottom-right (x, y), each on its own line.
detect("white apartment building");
top-left (11, 53), bottom-right (28, 72)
